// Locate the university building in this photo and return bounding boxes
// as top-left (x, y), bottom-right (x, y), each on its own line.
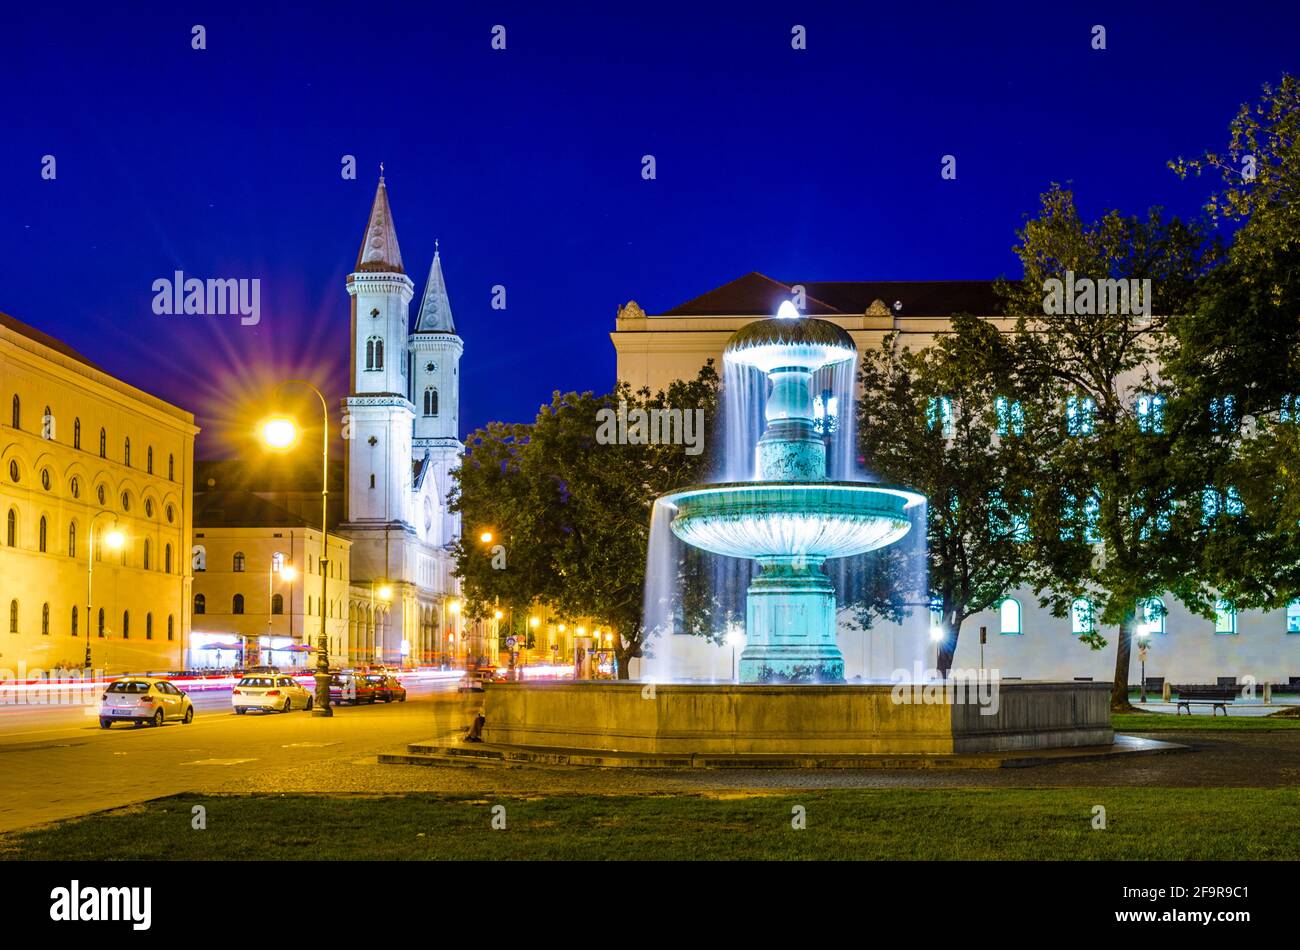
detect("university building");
top-left (0, 311), bottom-right (196, 674)
top-left (612, 272), bottom-right (1300, 686)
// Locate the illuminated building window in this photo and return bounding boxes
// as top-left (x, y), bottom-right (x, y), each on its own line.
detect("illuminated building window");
top-left (999, 598), bottom-right (1021, 635)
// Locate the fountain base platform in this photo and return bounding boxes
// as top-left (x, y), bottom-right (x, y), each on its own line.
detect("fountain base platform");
top-left (473, 680), bottom-right (1114, 756)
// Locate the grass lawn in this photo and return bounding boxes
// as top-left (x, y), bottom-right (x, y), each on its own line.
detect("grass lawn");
top-left (1112, 712), bottom-right (1300, 731)
top-left (2, 788), bottom-right (1296, 861)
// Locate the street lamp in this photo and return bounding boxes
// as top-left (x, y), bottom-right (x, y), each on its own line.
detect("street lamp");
top-left (1137, 630), bottom-right (1151, 704)
top-left (725, 626), bottom-right (743, 684)
top-left (369, 580), bottom-right (392, 666)
top-left (86, 514), bottom-right (125, 670)
top-left (448, 599), bottom-right (461, 668)
top-left (261, 381), bottom-right (333, 717)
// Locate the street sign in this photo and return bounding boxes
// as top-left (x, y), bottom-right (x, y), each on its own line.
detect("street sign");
top-left (505, 636), bottom-right (517, 649)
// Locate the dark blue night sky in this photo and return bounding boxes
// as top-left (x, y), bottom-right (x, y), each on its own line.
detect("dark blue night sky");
top-left (3, 1), bottom-right (1297, 456)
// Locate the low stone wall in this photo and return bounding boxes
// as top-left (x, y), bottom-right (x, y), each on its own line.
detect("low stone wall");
top-left (481, 681), bottom-right (1113, 756)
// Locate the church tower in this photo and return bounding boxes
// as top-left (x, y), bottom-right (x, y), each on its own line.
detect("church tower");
top-left (410, 245), bottom-right (464, 550)
top-left (345, 172), bottom-right (416, 526)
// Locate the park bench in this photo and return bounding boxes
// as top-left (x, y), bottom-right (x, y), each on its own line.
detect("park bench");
top-left (1175, 685), bottom-right (1237, 716)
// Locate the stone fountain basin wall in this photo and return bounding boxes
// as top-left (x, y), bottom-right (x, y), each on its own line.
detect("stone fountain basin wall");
top-left (480, 681), bottom-right (1113, 755)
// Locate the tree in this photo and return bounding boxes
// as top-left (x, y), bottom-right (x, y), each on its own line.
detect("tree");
top-left (1169, 75), bottom-right (1300, 615)
top-left (449, 364), bottom-right (720, 677)
top-left (999, 185), bottom-right (1219, 710)
top-left (855, 313), bottom-right (1047, 676)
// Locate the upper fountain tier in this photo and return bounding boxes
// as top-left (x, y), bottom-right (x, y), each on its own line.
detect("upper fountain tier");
top-left (724, 302), bottom-right (857, 376)
top-left (725, 303), bottom-right (858, 482)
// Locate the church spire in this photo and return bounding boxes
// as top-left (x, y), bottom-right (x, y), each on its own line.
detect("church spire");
top-left (354, 170), bottom-right (405, 274)
top-left (414, 245), bottom-right (455, 332)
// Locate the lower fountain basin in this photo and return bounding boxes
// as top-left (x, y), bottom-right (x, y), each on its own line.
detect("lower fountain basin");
top-left (660, 481), bottom-right (924, 561)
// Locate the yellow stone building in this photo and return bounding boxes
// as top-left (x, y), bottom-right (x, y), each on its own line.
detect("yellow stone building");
top-left (0, 312), bottom-right (197, 674)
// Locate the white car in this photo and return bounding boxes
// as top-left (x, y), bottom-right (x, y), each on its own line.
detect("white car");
top-left (99, 677), bottom-right (195, 728)
top-left (232, 674), bottom-right (313, 714)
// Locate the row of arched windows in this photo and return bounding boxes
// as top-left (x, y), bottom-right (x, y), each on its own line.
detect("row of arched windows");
top-left (7, 599), bottom-right (173, 640)
top-left (8, 395), bottom-right (176, 479)
top-left (5, 508), bottom-right (174, 571)
top-left (194, 593), bottom-right (324, 616)
top-left (985, 595), bottom-right (1296, 637)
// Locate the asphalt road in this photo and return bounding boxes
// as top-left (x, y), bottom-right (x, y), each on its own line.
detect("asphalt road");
top-left (0, 679), bottom-right (480, 833)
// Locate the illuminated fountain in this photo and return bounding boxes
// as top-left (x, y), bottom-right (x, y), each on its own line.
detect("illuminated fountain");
top-left (386, 301), bottom-right (1123, 766)
top-left (659, 302), bottom-right (923, 682)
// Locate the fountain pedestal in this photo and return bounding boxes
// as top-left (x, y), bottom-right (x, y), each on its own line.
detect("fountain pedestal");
top-left (741, 556), bottom-right (843, 683)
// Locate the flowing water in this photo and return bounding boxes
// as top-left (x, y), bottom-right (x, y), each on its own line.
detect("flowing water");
top-left (641, 345), bottom-right (930, 682)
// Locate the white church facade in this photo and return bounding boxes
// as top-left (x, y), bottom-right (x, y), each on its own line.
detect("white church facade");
top-left (191, 173), bottom-right (470, 669)
top-left (340, 172), bottom-right (465, 667)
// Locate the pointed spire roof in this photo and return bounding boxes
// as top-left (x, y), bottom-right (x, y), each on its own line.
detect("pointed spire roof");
top-left (414, 243), bottom-right (455, 332)
top-left (354, 168), bottom-right (405, 274)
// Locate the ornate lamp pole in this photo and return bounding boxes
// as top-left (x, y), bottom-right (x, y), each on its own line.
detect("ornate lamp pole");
top-left (261, 380), bottom-right (333, 717)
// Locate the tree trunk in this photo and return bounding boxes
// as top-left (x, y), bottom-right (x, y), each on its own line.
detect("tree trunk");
top-left (615, 645), bottom-right (632, 680)
top-left (1110, 615), bottom-right (1136, 712)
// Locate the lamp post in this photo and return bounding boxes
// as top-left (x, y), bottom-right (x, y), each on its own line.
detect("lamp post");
top-left (1138, 632), bottom-right (1150, 704)
top-left (86, 514), bottom-right (125, 670)
top-left (369, 580), bottom-right (392, 666)
top-left (448, 598), bottom-right (461, 668)
top-left (261, 380), bottom-right (333, 717)
top-left (266, 561), bottom-right (296, 668)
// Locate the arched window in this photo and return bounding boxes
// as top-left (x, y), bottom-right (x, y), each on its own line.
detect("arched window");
top-left (8, 600), bottom-right (17, 633)
top-left (74, 417), bottom-right (81, 449)
top-left (168, 454), bottom-right (174, 480)
top-left (232, 594), bottom-right (245, 615)
top-left (68, 522), bottom-right (77, 557)
top-left (366, 336), bottom-right (384, 371)
top-left (97, 608), bottom-right (105, 637)
top-left (146, 613), bottom-right (153, 640)
top-left (167, 615), bottom-right (175, 641)
top-left (42, 603), bottom-right (49, 636)
top-left (71, 605), bottom-right (79, 637)
top-left (233, 551), bottom-right (246, 572)
top-left (164, 544), bottom-right (172, 574)
top-left (926, 396), bottom-right (955, 438)
top-left (147, 446), bottom-right (153, 474)
top-left (124, 437), bottom-right (130, 467)
top-left (193, 593), bottom-right (205, 615)
top-left (999, 598), bottom-right (1022, 635)
top-left (122, 610), bottom-right (130, 639)
top-left (99, 428), bottom-right (106, 458)
top-left (38, 516), bottom-right (47, 553)
top-left (1214, 598), bottom-right (1237, 635)
top-left (272, 593), bottom-right (284, 615)
top-left (1138, 598), bottom-right (1166, 636)
top-left (424, 387), bottom-right (439, 417)
top-left (143, 539), bottom-right (151, 570)
top-left (307, 554), bottom-right (313, 574)
top-left (6, 509), bottom-right (16, 547)
top-left (1071, 598), bottom-right (1094, 635)
top-left (10, 394), bottom-right (19, 429)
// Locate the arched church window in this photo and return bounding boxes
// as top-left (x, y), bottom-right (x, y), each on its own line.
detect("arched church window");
top-left (424, 387), bottom-right (439, 417)
top-left (365, 337), bottom-right (385, 371)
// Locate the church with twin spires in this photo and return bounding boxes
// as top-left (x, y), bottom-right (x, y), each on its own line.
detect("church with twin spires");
top-left (340, 170), bottom-right (464, 665)
top-left (190, 171), bottom-right (466, 670)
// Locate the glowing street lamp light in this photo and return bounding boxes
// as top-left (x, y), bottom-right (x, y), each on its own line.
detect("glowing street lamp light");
top-left (479, 531), bottom-right (493, 544)
top-left (260, 417), bottom-right (298, 450)
top-left (494, 609), bottom-right (504, 621)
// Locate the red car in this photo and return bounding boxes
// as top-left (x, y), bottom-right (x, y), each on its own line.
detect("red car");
top-left (328, 672), bottom-right (376, 705)
top-left (365, 672), bottom-right (407, 703)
